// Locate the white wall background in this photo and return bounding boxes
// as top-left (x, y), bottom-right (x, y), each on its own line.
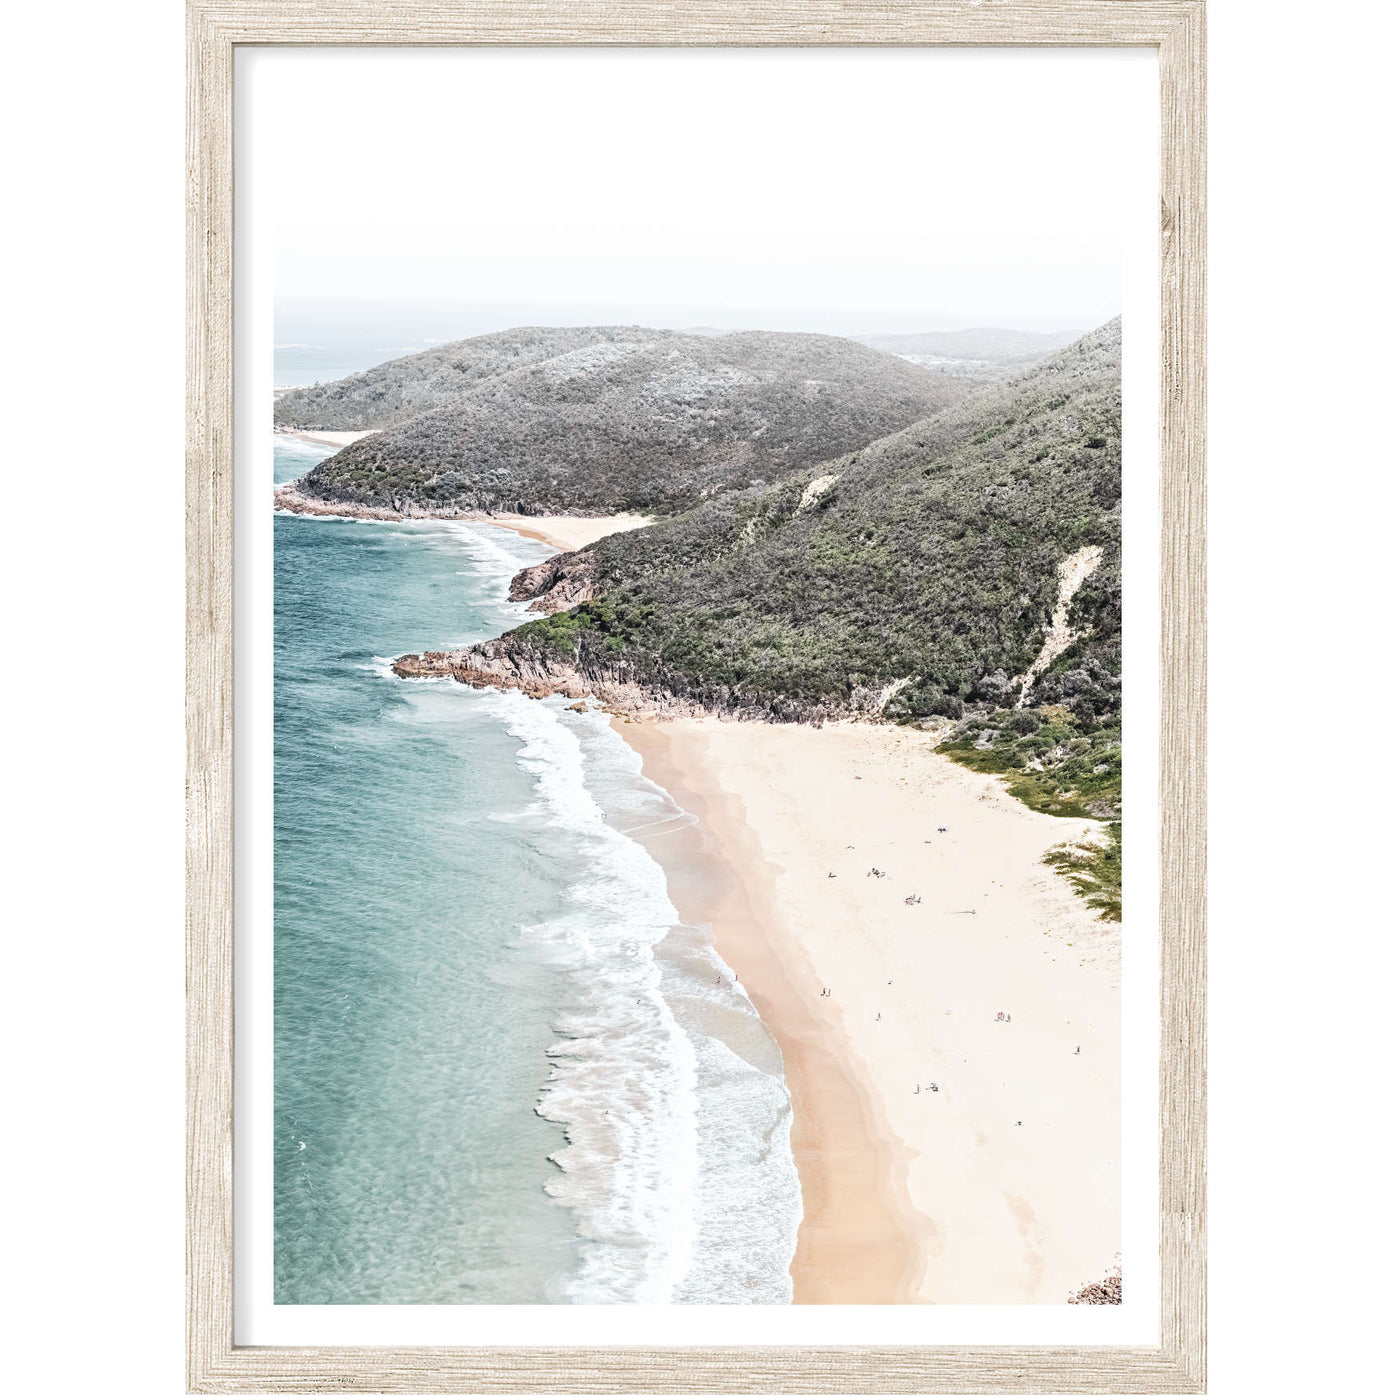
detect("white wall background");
top-left (3, 1), bottom-right (1395, 1396)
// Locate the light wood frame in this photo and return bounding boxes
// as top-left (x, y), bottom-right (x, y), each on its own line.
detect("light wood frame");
top-left (187, 2), bottom-right (1205, 1391)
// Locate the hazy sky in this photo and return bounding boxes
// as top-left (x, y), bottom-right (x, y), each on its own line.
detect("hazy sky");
top-left (246, 48), bottom-right (1155, 336)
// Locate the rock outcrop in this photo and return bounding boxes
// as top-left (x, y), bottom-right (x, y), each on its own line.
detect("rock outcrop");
top-left (390, 636), bottom-right (897, 725)
top-left (507, 552), bottom-right (598, 614)
top-left (390, 643), bottom-right (712, 717)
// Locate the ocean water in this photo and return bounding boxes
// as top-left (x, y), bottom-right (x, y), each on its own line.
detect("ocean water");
top-left (272, 437), bottom-right (801, 1304)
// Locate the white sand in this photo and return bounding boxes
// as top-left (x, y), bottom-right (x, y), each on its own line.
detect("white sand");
top-left (485, 513), bottom-right (651, 553)
top-left (272, 484), bottom-right (649, 554)
top-left (621, 717), bottom-right (1120, 1303)
top-left (278, 428), bottom-right (380, 449)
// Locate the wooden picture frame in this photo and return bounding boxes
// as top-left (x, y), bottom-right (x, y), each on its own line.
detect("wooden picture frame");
top-left (187, 2), bottom-right (1204, 1390)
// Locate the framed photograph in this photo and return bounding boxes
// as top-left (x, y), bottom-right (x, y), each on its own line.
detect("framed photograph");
top-left (188, 1), bottom-right (1204, 1391)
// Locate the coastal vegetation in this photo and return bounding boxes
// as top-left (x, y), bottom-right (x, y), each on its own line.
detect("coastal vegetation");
top-left (497, 320), bottom-right (1124, 913)
top-left (290, 319), bottom-right (1124, 915)
top-left (1043, 828), bottom-right (1122, 923)
top-left (285, 329), bottom-right (965, 516)
top-left (505, 320), bottom-right (1122, 724)
top-left (933, 700), bottom-right (1122, 920)
top-left (274, 326), bottom-right (650, 431)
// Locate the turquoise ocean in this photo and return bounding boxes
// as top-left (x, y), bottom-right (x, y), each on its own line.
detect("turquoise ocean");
top-left (272, 436), bottom-right (801, 1304)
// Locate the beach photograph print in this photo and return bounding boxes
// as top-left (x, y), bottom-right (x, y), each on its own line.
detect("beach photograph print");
top-left (247, 47), bottom-right (1159, 1319)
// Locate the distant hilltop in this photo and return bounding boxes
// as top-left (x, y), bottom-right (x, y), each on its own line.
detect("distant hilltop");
top-left (275, 326), bottom-right (652, 433)
top-left (277, 327), bottom-right (968, 517)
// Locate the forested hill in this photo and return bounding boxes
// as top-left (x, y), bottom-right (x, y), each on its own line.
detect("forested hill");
top-left (287, 330), bottom-right (967, 516)
top-left (274, 326), bottom-right (648, 431)
top-left (416, 318), bottom-right (1121, 746)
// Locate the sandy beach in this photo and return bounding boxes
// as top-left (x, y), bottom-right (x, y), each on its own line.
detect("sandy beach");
top-left (485, 512), bottom-right (650, 553)
top-left (276, 427), bottom-right (380, 450)
top-left (618, 718), bottom-right (1120, 1304)
top-left (272, 483), bottom-right (648, 554)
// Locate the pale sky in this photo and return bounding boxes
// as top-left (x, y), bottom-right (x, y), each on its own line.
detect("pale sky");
top-left (244, 47), bottom-right (1156, 334)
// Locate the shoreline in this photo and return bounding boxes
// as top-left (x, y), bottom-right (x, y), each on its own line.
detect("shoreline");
top-left (614, 716), bottom-right (1121, 1304)
top-left (275, 427), bottom-right (380, 450)
top-left (275, 443), bottom-right (1121, 1303)
top-left (273, 483), bottom-right (650, 553)
top-left (618, 720), bottom-right (923, 1303)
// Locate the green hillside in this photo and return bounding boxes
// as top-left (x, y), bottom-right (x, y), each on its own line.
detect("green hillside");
top-left (508, 319), bottom-right (1122, 729)
top-left (288, 330), bottom-right (967, 516)
top-left (494, 320), bottom-right (1125, 913)
top-left (274, 326), bottom-right (648, 431)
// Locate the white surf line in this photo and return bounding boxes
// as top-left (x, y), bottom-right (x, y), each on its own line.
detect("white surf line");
top-left (1014, 544), bottom-right (1104, 707)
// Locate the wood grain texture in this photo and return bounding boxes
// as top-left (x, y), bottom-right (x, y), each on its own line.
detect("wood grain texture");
top-left (187, 1), bottom-right (1205, 1390)
top-left (191, 0), bottom-right (1203, 45)
top-left (187, 1), bottom-right (235, 1390)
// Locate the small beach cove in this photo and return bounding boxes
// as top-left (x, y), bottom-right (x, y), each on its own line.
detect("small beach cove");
top-left (275, 479), bottom-right (650, 553)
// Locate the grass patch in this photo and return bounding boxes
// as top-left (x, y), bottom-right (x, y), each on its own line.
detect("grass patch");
top-left (938, 706), bottom-right (1122, 919)
top-left (1043, 824), bottom-right (1121, 922)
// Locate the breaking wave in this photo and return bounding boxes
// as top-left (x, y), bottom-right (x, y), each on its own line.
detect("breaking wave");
top-left (484, 691), bottom-right (801, 1303)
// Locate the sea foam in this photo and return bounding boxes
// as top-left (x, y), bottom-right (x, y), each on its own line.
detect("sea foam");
top-left (485, 691), bottom-right (801, 1304)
